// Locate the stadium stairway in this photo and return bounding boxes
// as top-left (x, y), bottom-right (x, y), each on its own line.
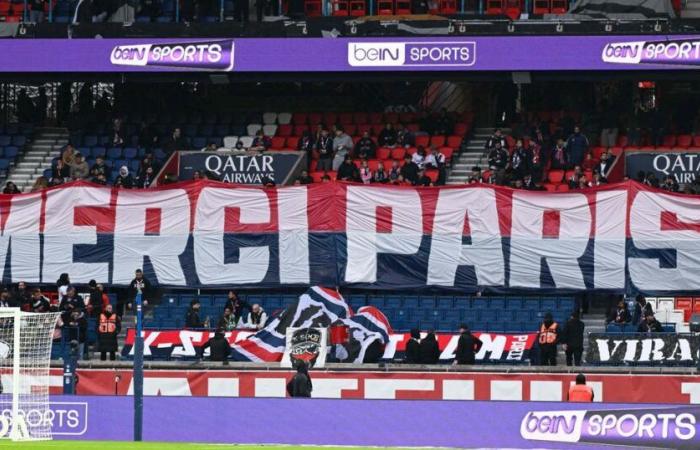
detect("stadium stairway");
top-left (9, 127), bottom-right (68, 192)
top-left (446, 127), bottom-right (509, 184)
top-left (683, 0), bottom-right (700, 17)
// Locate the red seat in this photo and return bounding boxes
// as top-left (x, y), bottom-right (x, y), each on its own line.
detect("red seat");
top-left (676, 297), bottom-right (693, 322)
top-left (548, 170), bottom-right (565, 184)
top-left (556, 184), bottom-right (570, 192)
top-left (430, 135), bottom-right (446, 147)
top-left (368, 159), bottom-right (380, 172)
top-left (550, 0), bottom-right (567, 13)
top-left (396, 0), bottom-right (411, 14)
top-left (693, 136), bottom-right (700, 147)
top-left (271, 137), bottom-right (286, 150)
top-left (309, 112), bottom-right (323, 126)
top-left (454, 122), bottom-right (469, 135)
top-left (505, 135), bottom-right (516, 149)
top-left (286, 136), bottom-right (300, 150)
top-left (415, 135), bottom-right (430, 147)
top-left (447, 135), bottom-right (462, 148)
top-left (662, 135), bottom-right (677, 147)
top-left (532, 0), bottom-right (549, 13)
top-left (439, 0), bottom-right (457, 13)
top-left (0, 1), bottom-right (10, 14)
top-left (406, 123), bottom-right (420, 133)
top-left (344, 124), bottom-right (357, 136)
top-left (425, 169), bottom-right (439, 183)
top-left (293, 125), bottom-right (309, 136)
top-left (390, 147), bottom-right (406, 160)
top-left (486, 0), bottom-right (503, 15)
top-left (399, 112), bottom-right (417, 123)
top-left (304, 0), bottom-right (323, 16)
top-left (277, 124), bottom-right (292, 137)
top-left (439, 146), bottom-right (454, 163)
top-left (369, 112), bottom-right (384, 124)
top-left (292, 112), bottom-right (308, 125)
top-left (385, 112), bottom-right (399, 124)
top-left (543, 183), bottom-right (557, 192)
top-left (339, 113), bottom-right (353, 125)
top-left (356, 123), bottom-right (372, 135)
top-left (323, 112), bottom-right (338, 127)
top-left (504, 0), bottom-right (520, 19)
top-left (564, 169), bottom-right (575, 180)
top-left (349, 0), bottom-right (366, 15)
top-left (693, 298), bottom-right (700, 314)
top-left (377, 147), bottom-right (391, 160)
top-left (353, 112), bottom-right (368, 124)
top-left (331, 0), bottom-right (349, 15)
top-left (616, 135), bottom-right (629, 148)
top-left (405, 146), bottom-right (418, 155)
top-left (677, 135), bottom-right (692, 148)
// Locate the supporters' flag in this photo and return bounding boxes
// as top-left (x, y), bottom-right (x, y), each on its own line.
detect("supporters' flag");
top-left (230, 287), bottom-right (392, 363)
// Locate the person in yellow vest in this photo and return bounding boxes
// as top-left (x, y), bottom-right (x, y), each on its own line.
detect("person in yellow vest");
top-left (97, 304), bottom-right (121, 361)
top-left (568, 373), bottom-right (594, 402)
top-left (538, 312), bottom-right (559, 366)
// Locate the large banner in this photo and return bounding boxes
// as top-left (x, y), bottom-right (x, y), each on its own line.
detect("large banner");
top-left (2, 36), bottom-right (700, 72)
top-left (178, 151), bottom-right (303, 185)
top-left (587, 333), bottom-right (700, 365)
top-left (45, 395), bottom-right (700, 449)
top-left (121, 328), bottom-right (536, 363)
top-left (1, 179), bottom-right (700, 294)
top-left (626, 150), bottom-right (700, 185)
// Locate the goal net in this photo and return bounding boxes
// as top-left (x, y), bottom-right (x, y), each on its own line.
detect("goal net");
top-left (0, 308), bottom-right (60, 441)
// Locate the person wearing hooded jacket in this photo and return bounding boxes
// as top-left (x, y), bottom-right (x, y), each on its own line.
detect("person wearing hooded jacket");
top-left (114, 166), bottom-right (134, 189)
top-left (97, 304), bottom-right (121, 361)
top-left (454, 324), bottom-right (483, 365)
top-left (200, 329), bottom-right (231, 362)
top-left (405, 328), bottom-right (421, 364)
top-left (287, 361), bottom-right (312, 398)
top-left (538, 312), bottom-right (560, 366)
top-left (419, 330), bottom-right (440, 364)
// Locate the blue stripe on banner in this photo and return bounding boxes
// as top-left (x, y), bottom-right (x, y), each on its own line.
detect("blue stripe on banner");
top-left (306, 289), bottom-right (349, 320)
top-left (252, 329), bottom-right (286, 349)
top-left (349, 315), bottom-right (390, 341)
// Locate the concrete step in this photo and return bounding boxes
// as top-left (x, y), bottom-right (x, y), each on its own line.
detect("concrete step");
top-left (13, 168), bottom-right (39, 175)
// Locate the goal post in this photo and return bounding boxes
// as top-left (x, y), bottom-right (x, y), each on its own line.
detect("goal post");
top-left (0, 308), bottom-right (60, 441)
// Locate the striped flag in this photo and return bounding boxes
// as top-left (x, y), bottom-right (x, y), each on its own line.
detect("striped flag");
top-left (230, 287), bottom-right (392, 363)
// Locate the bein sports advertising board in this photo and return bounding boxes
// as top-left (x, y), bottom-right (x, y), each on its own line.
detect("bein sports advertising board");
top-left (2, 35), bottom-right (700, 72)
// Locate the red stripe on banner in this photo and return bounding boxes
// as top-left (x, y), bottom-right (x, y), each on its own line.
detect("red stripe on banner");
top-left (317, 286), bottom-right (342, 301)
top-left (660, 211), bottom-right (700, 233)
top-left (542, 210), bottom-right (560, 239)
top-left (376, 206), bottom-right (393, 234)
top-left (236, 339), bottom-right (283, 361)
top-left (145, 208), bottom-right (162, 235)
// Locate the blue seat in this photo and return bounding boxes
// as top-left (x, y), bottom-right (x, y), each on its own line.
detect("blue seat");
top-left (662, 323), bottom-right (676, 332)
top-left (154, 148), bottom-right (167, 160)
top-left (92, 146), bottom-right (106, 158)
top-left (215, 124), bottom-right (230, 136)
top-left (384, 295), bottom-right (402, 308)
top-left (200, 125), bottom-right (215, 137)
top-left (436, 296), bottom-right (454, 308)
top-left (606, 323), bottom-right (627, 333)
top-left (480, 310), bottom-right (499, 322)
top-left (444, 309), bottom-right (462, 321)
top-left (438, 320), bottom-right (457, 332)
top-left (107, 147), bottom-right (123, 159)
top-left (79, 147), bottom-right (92, 158)
top-left (4, 124), bottom-right (18, 135)
top-left (454, 296), bottom-right (470, 308)
top-left (213, 295), bottom-right (228, 305)
top-left (489, 323), bottom-right (506, 333)
top-left (471, 321), bottom-right (487, 332)
top-left (366, 296), bottom-right (382, 307)
top-left (419, 309), bottom-right (439, 321)
top-left (559, 297), bottom-right (576, 311)
top-left (130, 160), bottom-right (140, 172)
top-left (506, 298), bottom-right (522, 309)
top-left (523, 298), bottom-right (540, 310)
top-left (489, 298), bottom-right (505, 310)
top-left (264, 296), bottom-right (281, 308)
top-left (0, 136), bottom-right (10, 146)
top-left (247, 295), bottom-right (264, 305)
top-left (417, 296), bottom-right (435, 308)
top-left (401, 296), bottom-right (418, 308)
top-left (0, 159), bottom-right (10, 170)
top-left (513, 309), bottom-right (532, 321)
top-left (179, 294), bottom-right (196, 306)
top-left (4, 146), bottom-right (18, 158)
top-left (123, 147), bottom-right (138, 159)
top-left (11, 135), bottom-right (25, 146)
top-left (43, 169), bottom-right (52, 179)
top-left (472, 298), bottom-right (488, 309)
top-left (192, 137), bottom-right (207, 149)
top-left (281, 295), bottom-right (297, 307)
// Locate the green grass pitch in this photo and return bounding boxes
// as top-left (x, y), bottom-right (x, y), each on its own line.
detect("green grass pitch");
top-left (0, 443), bottom-right (433, 450)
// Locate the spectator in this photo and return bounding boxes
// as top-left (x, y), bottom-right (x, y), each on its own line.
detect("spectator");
top-left (454, 324), bottom-right (483, 365)
top-left (138, 122), bottom-right (158, 151)
top-left (550, 139), bottom-right (567, 170)
top-left (576, 176), bottom-right (591, 190)
top-left (97, 304), bottom-right (120, 361)
top-left (140, 153), bottom-right (158, 177)
top-left (31, 176), bottom-right (49, 192)
top-left (638, 312), bottom-right (663, 333)
top-left (468, 166), bottom-right (482, 184)
top-left (287, 361), bottom-right (312, 398)
top-left (233, 0), bottom-right (249, 21)
top-left (582, 153), bottom-right (596, 172)
top-left (389, 160), bottom-right (401, 182)
top-left (425, 146), bottom-right (446, 185)
top-left (315, 129), bottom-right (334, 172)
top-left (511, 139), bottom-right (530, 180)
top-left (297, 131), bottom-right (315, 157)
top-left (415, 169), bottom-right (432, 187)
top-left (561, 311), bottom-right (585, 367)
top-left (661, 175), bottom-right (679, 193)
top-left (591, 172), bottom-right (607, 187)
top-left (224, 290), bottom-right (249, 327)
top-left (124, 269), bottom-right (153, 315)
top-left (433, 109), bottom-right (453, 135)
top-left (400, 155), bottom-right (419, 184)
top-left (163, 127), bottom-right (189, 155)
top-left (0, 289), bottom-right (16, 308)
top-left (217, 307), bottom-right (238, 331)
top-left (567, 373), bottom-right (594, 402)
top-left (373, 162), bottom-right (389, 184)
top-left (90, 155), bottom-right (109, 183)
top-left (185, 299), bottom-right (207, 329)
top-left (29, 288), bottom-right (50, 313)
top-left (29, 0), bottom-right (46, 23)
top-left (633, 295), bottom-right (654, 325)
top-left (246, 304), bottom-right (268, 330)
top-left (321, 174), bottom-right (331, 183)
top-left (375, 123), bottom-right (395, 148)
top-left (485, 128), bottom-right (507, 150)
top-left (412, 145), bottom-right (426, 169)
top-left (609, 299), bottom-right (631, 324)
top-left (250, 130), bottom-right (271, 153)
top-left (405, 328), bottom-right (421, 364)
top-left (332, 128), bottom-right (354, 171)
top-left (57, 273), bottom-right (71, 303)
top-left (63, 309), bottom-right (88, 359)
top-left (354, 131), bottom-right (377, 160)
top-left (61, 144), bottom-right (76, 166)
top-left (70, 152), bottom-right (90, 180)
top-left (137, 166), bottom-right (156, 188)
top-left (396, 123), bottom-right (415, 148)
top-left (595, 151), bottom-right (615, 178)
top-left (537, 312), bottom-right (559, 366)
top-left (111, 118), bottom-right (125, 147)
top-left (487, 141), bottom-right (508, 185)
top-left (10, 281), bottom-right (30, 308)
top-left (568, 166), bottom-right (583, 188)
top-left (201, 143), bottom-right (217, 152)
top-left (200, 329), bottom-right (231, 362)
top-left (566, 125), bottom-right (589, 167)
top-left (419, 330), bottom-right (440, 364)
top-left (337, 155), bottom-right (358, 182)
top-left (523, 174), bottom-right (538, 190)
top-left (59, 286), bottom-right (85, 319)
top-left (2, 182), bottom-right (20, 194)
top-left (296, 170), bottom-right (314, 185)
top-left (51, 159), bottom-right (70, 186)
top-left (359, 160), bottom-right (372, 184)
top-left (114, 166), bottom-right (134, 189)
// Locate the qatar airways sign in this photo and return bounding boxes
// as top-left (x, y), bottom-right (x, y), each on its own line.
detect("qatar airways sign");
top-left (110, 40), bottom-right (235, 71)
top-left (0, 180), bottom-right (697, 293)
top-left (602, 37), bottom-right (700, 66)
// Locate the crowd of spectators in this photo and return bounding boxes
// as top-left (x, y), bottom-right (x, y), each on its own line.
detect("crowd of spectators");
top-left (184, 291), bottom-right (268, 331)
top-left (607, 294), bottom-right (665, 332)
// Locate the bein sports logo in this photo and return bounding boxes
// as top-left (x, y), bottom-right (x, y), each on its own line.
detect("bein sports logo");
top-left (521, 407), bottom-right (699, 448)
top-left (0, 401), bottom-right (88, 437)
top-left (110, 40), bottom-right (235, 71)
top-left (348, 42), bottom-right (476, 67)
top-left (602, 38), bottom-right (700, 66)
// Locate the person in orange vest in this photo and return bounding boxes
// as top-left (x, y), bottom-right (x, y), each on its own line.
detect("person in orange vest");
top-left (538, 312), bottom-right (559, 366)
top-left (568, 373), bottom-right (594, 402)
top-left (97, 304), bottom-right (121, 361)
